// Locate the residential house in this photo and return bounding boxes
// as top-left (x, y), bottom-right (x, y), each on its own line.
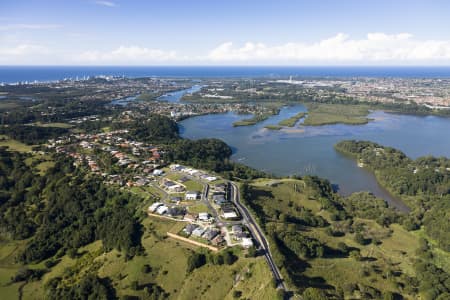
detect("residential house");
top-left (232, 225), bottom-right (243, 234)
top-left (191, 227), bottom-right (206, 237)
top-left (198, 212), bottom-right (210, 222)
top-left (213, 193), bottom-right (227, 205)
top-left (156, 205), bottom-right (169, 215)
top-left (241, 237), bottom-right (254, 248)
top-left (148, 202), bottom-right (163, 213)
top-left (185, 191), bottom-right (200, 200)
top-left (183, 224), bottom-right (198, 236)
top-left (167, 184), bottom-right (184, 193)
top-left (153, 169), bottom-right (164, 176)
top-left (222, 205), bottom-right (238, 219)
top-left (211, 234), bottom-right (225, 246)
top-left (202, 228), bottom-right (219, 241)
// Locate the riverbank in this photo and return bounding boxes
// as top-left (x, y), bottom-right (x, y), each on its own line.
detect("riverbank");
top-left (334, 140), bottom-right (450, 252)
top-left (232, 103), bottom-right (370, 128)
top-left (233, 113), bottom-right (273, 126)
top-left (333, 144), bottom-right (411, 212)
top-left (232, 106), bottom-right (281, 127)
top-left (278, 112), bottom-right (307, 127)
top-left (180, 108), bottom-right (450, 209)
top-left (264, 112), bottom-right (306, 130)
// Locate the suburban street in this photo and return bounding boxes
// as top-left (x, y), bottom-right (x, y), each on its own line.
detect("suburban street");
top-left (230, 182), bottom-right (287, 291)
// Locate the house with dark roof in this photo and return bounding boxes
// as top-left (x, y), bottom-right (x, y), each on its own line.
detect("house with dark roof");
top-left (202, 228), bottom-right (219, 241)
top-left (183, 224), bottom-right (198, 236)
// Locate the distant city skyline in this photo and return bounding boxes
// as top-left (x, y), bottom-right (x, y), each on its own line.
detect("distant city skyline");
top-left (1, 0), bottom-right (450, 65)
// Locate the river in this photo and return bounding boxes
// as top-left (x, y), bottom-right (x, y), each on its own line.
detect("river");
top-left (178, 104), bottom-right (450, 211)
top-left (110, 84), bottom-right (203, 106)
top-left (111, 85), bottom-right (450, 211)
top-left (156, 85), bottom-right (203, 103)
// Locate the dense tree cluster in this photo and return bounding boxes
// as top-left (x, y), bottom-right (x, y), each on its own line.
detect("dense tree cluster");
top-left (186, 250), bottom-right (237, 273)
top-left (0, 148), bottom-right (40, 239)
top-left (335, 140), bottom-right (450, 251)
top-left (167, 138), bottom-right (232, 171)
top-left (124, 114), bottom-right (179, 143)
top-left (345, 192), bottom-right (401, 226)
top-left (1, 95), bottom-right (114, 126)
top-left (276, 231), bottom-right (324, 259)
top-left (0, 125), bottom-right (68, 144)
top-left (45, 274), bottom-right (116, 300)
top-left (0, 149), bottom-right (143, 264)
top-left (413, 240), bottom-right (450, 300)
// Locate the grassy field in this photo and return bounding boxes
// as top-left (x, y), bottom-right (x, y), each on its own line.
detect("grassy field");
top-left (0, 238), bottom-right (42, 300)
top-left (184, 180), bottom-right (203, 192)
top-left (36, 161), bottom-right (55, 175)
top-left (303, 103), bottom-right (370, 126)
top-left (247, 179), bottom-right (423, 298)
top-left (0, 101), bottom-right (20, 110)
top-left (0, 135), bottom-right (33, 152)
top-left (0, 216), bottom-right (277, 299)
top-left (278, 112), bottom-right (306, 127)
top-left (249, 178), bottom-right (320, 215)
top-left (32, 122), bottom-right (73, 128)
top-left (165, 173), bottom-right (204, 192)
top-left (186, 203), bottom-right (210, 214)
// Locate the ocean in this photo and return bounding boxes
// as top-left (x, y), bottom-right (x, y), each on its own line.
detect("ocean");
top-left (2, 66), bottom-right (450, 83)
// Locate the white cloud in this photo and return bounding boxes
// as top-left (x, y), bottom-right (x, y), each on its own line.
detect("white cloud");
top-left (207, 33), bottom-right (450, 64)
top-left (0, 44), bottom-right (49, 56)
top-left (4, 32), bottom-right (450, 65)
top-left (0, 44), bottom-right (52, 64)
top-left (95, 1), bottom-right (117, 7)
top-left (77, 46), bottom-right (178, 64)
top-left (0, 23), bottom-right (62, 31)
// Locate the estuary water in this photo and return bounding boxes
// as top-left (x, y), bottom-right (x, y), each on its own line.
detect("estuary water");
top-left (179, 105), bottom-right (450, 211)
top-left (157, 85), bottom-right (203, 103)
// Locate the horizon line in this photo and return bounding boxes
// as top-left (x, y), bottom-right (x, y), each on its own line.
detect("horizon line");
top-left (3, 65), bottom-right (450, 68)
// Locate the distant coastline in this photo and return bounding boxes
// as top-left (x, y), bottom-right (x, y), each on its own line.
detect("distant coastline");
top-left (3, 66), bottom-right (450, 84)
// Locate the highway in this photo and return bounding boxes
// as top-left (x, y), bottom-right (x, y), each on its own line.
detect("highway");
top-left (230, 182), bottom-right (287, 290)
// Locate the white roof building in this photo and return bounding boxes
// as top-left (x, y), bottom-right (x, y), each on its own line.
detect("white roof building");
top-left (156, 205), bottom-right (169, 215)
top-left (241, 238), bottom-right (254, 249)
top-left (185, 191), bottom-right (200, 200)
top-left (223, 211), bottom-right (238, 219)
top-left (198, 212), bottom-right (210, 221)
top-left (148, 202), bottom-right (163, 213)
top-left (153, 169), bottom-right (164, 176)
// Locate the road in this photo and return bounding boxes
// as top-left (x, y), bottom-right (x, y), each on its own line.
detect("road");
top-left (230, 182), bottom-right (287, 290)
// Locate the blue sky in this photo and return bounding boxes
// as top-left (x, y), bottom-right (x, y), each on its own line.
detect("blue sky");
top-left (1, 0), bottom-right (450, 65)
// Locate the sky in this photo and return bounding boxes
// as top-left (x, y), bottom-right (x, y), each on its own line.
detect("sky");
top-left (1, 0), bottom-right (450, 65)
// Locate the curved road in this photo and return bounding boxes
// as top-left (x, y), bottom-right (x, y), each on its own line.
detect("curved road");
top-left (230, 182), bottom-right (287, 290)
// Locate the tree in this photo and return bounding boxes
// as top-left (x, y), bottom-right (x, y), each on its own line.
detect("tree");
top-left (223, 251), bottom-right (237, 265)
top-left (232, 290), bottom-right (242, 298)
top-left (186, 252), bottom-right (206, 272)
top-left (276, 289), bottom-right (286, 300)
top-left (354, 233), bottom-right (369, 245)
top-left (246, 245), bottom-right (257, 258)
top-left (141, 264), bottom-right (151, 274)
